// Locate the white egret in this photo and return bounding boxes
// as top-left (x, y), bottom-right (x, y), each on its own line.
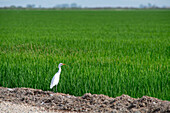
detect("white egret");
top-left (50, 63), bottom-right (66, 92)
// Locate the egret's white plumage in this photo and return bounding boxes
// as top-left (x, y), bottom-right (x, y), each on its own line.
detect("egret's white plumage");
top-left (50, 63), bottom-right (65, 92)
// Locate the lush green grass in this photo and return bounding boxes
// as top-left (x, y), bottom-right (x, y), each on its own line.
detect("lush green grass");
top-left (0, 10), bottom-right (169, 100)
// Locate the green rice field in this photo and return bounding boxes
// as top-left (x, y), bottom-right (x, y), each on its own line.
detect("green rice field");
top-left (0, 9), bottom-right (169, 100)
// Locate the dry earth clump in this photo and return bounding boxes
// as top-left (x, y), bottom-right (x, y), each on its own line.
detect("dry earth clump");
top-left (0, 87), bottom-right (169, 112)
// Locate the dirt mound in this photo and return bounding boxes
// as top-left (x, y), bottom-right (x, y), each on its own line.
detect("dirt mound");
top-left (0, 87), bottom-right (169, 112)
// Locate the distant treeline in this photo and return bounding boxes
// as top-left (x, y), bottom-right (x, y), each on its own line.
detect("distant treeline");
top-left (1, 7), bottom-right (170, 10)
top-left (1, 3), bottom-right (170, 9)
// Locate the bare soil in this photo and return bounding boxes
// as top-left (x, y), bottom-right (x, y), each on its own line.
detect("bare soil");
top-left (0, 87), bottom-right (169, 113)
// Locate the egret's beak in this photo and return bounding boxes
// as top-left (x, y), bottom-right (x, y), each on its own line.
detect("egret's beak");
top-left (62, 64), bottom-right (66, 65)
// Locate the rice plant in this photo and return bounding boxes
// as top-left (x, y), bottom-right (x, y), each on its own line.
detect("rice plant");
top-left (0, 9), bottom-right (169, 100)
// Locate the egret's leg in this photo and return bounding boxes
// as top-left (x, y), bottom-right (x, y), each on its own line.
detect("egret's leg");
top-left (56, 86), bottom-right (57, 92)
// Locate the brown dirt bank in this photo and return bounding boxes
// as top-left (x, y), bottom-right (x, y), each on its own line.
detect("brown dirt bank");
top-left (0, 87), bottom-right (169, 112)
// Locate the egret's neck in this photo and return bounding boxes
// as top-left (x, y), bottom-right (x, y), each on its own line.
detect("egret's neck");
top-left (58, 67), bottom-right (61, 73)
